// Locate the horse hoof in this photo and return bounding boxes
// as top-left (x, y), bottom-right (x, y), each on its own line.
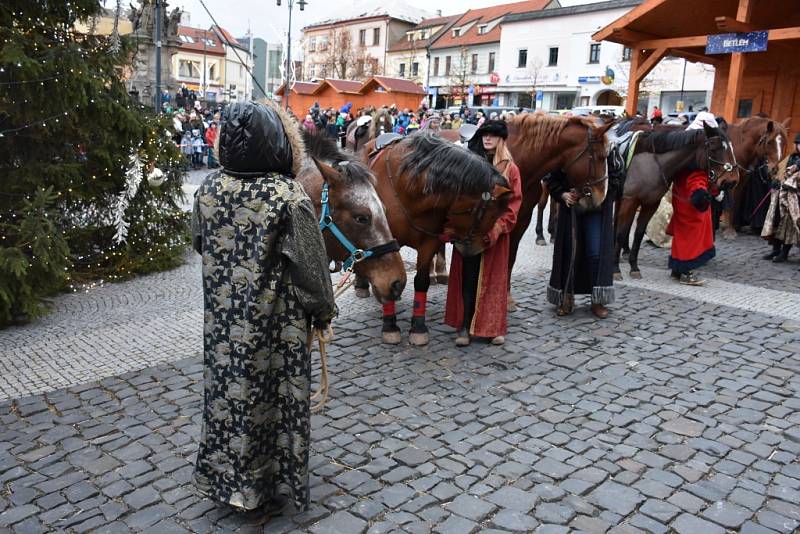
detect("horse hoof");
top-left (629, 271), bottom-right (642, 279)
top-left (435, 274), bottom-right (449, 285)
top-left (382, 331), bottom-right (402, 345)
top-left (613, 272), bottom-right (623, 281)
top-left (535, 238), bottom-right (547, 246)
top-left (409, 332), bottom-right (429, 346)
top-left (722, 228), bottom-right (737, 240)
top-left (354, 287), bottom-right (370, 298)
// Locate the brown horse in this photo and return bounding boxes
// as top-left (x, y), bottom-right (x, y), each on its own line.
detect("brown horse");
top-left (296, 130), bottom-right (407, 303)
top-left (719, 116), bottom-right (791, 238)
top-left (362, 133), bottom-right (513, 345)
top-left (613, 123), bottom-right (739, 280)
top-left (346, 108), bottom-right (395, 153)
top-left (505, 113), bottom-right (616, 298)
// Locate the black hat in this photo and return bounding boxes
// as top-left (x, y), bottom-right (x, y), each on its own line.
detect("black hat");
top-left (467, 119), bottom-right (508, 154)
top-left (794, 132), bottom-right (800, 144)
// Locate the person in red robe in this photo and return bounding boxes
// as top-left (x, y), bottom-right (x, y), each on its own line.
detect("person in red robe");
top-left (666, 112), bottom-right (722, 285)
top-left (445, 120), bottom-right (523, 346)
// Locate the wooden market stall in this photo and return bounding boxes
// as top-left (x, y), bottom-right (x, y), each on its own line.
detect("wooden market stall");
top-left (358, 76), bottom-right (427, 110)
top-left (310, 79), bottom-right (364, 111)
top-left (273, 81), bottom-right (319, 114)
top-left (593, 0), bottom-right (800, 134)
top-left (274, 76), bottom-right (427, 114)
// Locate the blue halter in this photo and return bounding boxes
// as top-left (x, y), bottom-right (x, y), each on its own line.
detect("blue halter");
top-left (319, 182), bottom-right (399, 271)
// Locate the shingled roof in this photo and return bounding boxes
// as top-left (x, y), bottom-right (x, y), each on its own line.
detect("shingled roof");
top-left (431, 0), bottom-right (552, 50)
top-left (177, 26), bottom-right (226, 55)
top-left (359, 76), bottom-right (426, 95)
top-left (315, 79), bottom-right (364, 94)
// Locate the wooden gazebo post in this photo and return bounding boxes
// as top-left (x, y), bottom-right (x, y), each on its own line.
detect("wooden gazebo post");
top-left (721, 0), bottom-right (754, 122)
top-left (625, 47), bottom-right (669, 117)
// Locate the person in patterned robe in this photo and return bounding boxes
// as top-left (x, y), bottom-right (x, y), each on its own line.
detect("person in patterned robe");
top-left (191, 101), bottom-right (336, 512)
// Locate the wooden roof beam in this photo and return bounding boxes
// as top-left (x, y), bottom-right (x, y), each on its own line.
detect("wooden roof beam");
top-left (714, 16), bottom-right (756, 33)
top-left (592, 0), bottom-right (670, 42)
top-left (610, 28), bottom-right (658, 44)
top-left (668, 48), bottom-right (721, 66)
top-left (635, 27), bottom-right (800, 50)
top-left (636, 47), bottom-right (669, 81)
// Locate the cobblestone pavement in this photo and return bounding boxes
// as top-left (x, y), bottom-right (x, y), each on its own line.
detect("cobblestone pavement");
top-left (2, 183), bottom-right (800, 532)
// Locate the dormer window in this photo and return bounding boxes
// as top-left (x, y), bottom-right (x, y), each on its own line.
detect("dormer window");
top-left (452, 28), bottom-right (461, 37)
top-left (477, 24), bottom-right (487, 35)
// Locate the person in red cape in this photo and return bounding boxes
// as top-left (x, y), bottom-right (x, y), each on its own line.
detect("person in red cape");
top-left (445, 120), bottom-right (523, 346)
top-left (666, 112), bottom-right (722, 285)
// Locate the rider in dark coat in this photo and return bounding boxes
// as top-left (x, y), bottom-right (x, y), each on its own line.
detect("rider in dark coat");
top-left (545, 161), bottom-right (618, 319)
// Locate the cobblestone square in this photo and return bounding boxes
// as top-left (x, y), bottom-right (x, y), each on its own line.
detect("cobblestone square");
top-left (1, 215), bottom-right (800, 533)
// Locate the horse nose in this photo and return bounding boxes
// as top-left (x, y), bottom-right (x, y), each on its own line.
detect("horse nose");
top-left (390, 280), bottom-right (404, 301)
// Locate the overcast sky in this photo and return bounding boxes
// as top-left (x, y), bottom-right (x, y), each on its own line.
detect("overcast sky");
top-left (175, 0), bottom-right (600, 42)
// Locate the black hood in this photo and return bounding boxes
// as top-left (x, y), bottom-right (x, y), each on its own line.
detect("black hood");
top-left (219, 101), bottom-right (295, 178)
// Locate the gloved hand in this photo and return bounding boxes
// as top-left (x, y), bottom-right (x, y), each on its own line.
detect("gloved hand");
top-left (690, 189), bottom-right (712, 212)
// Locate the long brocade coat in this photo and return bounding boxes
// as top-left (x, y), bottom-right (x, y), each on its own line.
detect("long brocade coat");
top-left (191, 102), bottom-right (335, 511)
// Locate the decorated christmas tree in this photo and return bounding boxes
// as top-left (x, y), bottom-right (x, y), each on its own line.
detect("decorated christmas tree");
top-left (0, 0), bottom-right (188, 326)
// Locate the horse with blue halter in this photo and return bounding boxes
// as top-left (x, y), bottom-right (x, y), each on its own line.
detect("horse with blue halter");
top-left (296, 130), bottom-right (406, 303)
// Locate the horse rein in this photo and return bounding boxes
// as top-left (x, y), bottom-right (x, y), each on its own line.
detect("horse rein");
top-left (705, 136), bottom-right (736, 184)
top-left (562, 127), bottom-right (608, 198)
top-left (318, 181), bottom-right (399, 272)
top-left (377, 149), bottom-right (494, 248)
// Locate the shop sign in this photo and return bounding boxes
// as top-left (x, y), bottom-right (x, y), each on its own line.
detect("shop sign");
top-left (706, 31), bottom-right (768, 54)
top-left (578, 76), bottom-right (601, 84)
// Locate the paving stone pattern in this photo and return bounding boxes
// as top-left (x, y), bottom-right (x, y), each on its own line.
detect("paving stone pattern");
top-left (2, 228), bottom-right (800, 532)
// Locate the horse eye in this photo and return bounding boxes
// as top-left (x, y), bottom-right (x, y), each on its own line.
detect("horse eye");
top-left (354, 214), bottom-right (370, 225)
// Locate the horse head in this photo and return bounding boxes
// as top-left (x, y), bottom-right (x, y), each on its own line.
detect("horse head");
top-left (754, 117), bottom-right (791, 178)
top-left (393, 134), bottom-right (513, 257)
top-left (700, 122), bottom-right (739, 190)
top-left (298, 130), bottom-right (406, 303)
top-left (561, 118), bottom-right (615, 212)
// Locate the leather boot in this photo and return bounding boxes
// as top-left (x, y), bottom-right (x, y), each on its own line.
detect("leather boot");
top-left (773, 244), bottom-right (792, 263)
top-left (557, 294), bottom-right (574, 316)
top-left (591, 303), bottom-right (609, 318)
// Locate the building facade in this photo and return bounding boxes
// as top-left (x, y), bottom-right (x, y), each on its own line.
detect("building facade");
top-left (427, 0), bottom-right (554, 108)
top-left (498, 0), bottom-right (715, 114)
top-left (238, 37), bottom-right (284, 100)
top-left (173, 26), bottom-right (226, 104)
top-left (213, 26), bottom-right (252, 102)
top-left (301, 1), bottom-right (433, 81)
top-left (385, 15), bottom-right (458, 87)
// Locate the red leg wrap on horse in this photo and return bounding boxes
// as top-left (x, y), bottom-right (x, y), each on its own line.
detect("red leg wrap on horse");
top-left (413, 291), bottom-right (427, 317)
top-left (382, 301), bottom-right (396, 317)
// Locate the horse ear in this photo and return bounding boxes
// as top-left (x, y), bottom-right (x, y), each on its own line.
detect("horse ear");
top-left (312, 157), bottom-right (340, 184)
top-left (492, 184), bottom-right (511, 198)
top-left (766, 121), bottom-right (774, 133)
top-left (703, 121), bottom-right (718, 138)
top-left (782, 117), bottom-right (792, 129)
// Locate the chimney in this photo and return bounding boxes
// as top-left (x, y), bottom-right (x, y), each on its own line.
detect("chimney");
top-left (436, 9), bottom-right (442, 16)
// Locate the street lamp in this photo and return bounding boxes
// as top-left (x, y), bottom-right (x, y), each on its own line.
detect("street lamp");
top-left (277, 0), bottom-right (308, 111)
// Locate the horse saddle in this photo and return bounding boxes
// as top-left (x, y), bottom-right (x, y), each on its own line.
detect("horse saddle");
top-left (609, 130), bottom-right (642, 170)
top-left (356, 115), bottom-right (372, 127)
top-left (375, 132), bottom-right (403, 150)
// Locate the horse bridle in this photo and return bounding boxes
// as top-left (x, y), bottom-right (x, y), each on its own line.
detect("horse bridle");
top-left (561, 128), bottom-right (608, 197)
top-left (380, 152), bottom-right (495, 248)
top-left (318, 181), bottom-right (399, 271)
top-left (704, 135), bottom-right (736, 184)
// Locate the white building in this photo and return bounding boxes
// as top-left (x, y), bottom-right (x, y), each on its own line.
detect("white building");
top-left (427, 0), bottom-right (554, 108)
top-left (497, 0), bottom-right (715, 114)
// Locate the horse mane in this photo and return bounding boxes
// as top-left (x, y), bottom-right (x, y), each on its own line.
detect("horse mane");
top-left (615, 117), bottom-right (650, 135)
top-left (635, 129), bottom-right (704, 154)
top-left (369, 108), bottom-right (394, 138)
top-left (302, 128), bottom-right (375, 185)
top-left (511, 111), bottom-right (601, 152)
top-left (398, 132), bottom-right (507, 195)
